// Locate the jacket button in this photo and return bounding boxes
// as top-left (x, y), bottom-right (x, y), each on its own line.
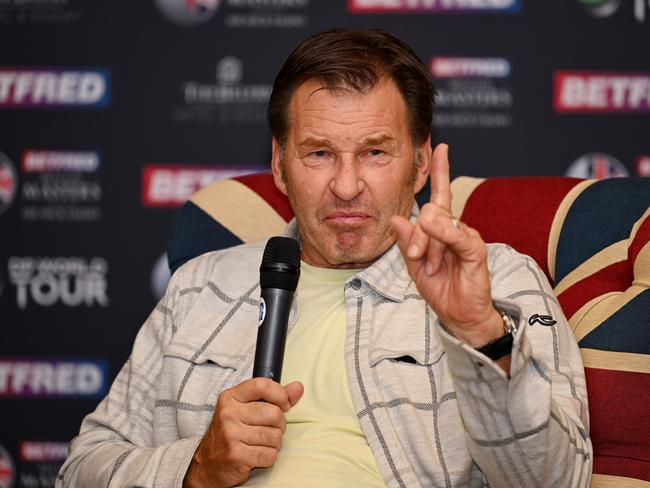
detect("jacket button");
top-left (350, 279), bottom-right (362, 290)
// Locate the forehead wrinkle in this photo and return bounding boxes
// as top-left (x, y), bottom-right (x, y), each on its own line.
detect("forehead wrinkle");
top-left (289, 78), bottom-right (408, 151)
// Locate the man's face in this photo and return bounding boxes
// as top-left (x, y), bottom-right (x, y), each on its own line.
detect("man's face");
top-left (272, 77), bottom-right (431, 269)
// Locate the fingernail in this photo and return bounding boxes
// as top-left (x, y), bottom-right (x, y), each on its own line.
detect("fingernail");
top-left (425, 262), bottom-right (433, 276)
top-left (407, 244), bottom-right (419, 258)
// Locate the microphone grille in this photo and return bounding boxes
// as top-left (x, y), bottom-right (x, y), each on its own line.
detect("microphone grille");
top-left (260, 237), bottom-right (300, 291)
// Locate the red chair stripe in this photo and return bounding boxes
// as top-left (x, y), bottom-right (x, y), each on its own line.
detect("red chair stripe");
top-left (234, 173), bottom-right (294, 222)
top-left (588, 368), bottom-right (650, 481)
top-left (557, 260), bottom-right (631, 320)
top-left (459, 177), bottom-right (582, 284)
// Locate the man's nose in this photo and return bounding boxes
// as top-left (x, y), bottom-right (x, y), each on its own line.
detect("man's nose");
top-left (329, 156), bottom-right (365, 201)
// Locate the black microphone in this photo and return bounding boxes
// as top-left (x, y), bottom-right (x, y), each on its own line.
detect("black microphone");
top-left (252, 236), bottom-right (300, 382)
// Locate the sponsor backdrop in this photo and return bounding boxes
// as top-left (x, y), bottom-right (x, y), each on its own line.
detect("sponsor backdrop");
top-left (0, 1), bottom-right (648, 486)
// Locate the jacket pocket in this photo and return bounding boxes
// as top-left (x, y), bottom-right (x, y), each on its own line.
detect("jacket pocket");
top-left (156, 315), bottom-right (258, 437)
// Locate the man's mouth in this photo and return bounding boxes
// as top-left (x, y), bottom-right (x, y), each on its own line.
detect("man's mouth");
top-left (325, 212), bottom-right (370, 224)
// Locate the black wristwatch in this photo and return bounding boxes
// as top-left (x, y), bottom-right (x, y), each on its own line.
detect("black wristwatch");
top-left (475, 310), bottom-right (517, 360)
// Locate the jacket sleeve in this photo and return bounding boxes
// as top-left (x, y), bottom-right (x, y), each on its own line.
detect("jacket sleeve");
top-left (435, 244), bottom-right (592, 487)
top-left (56, 269), bottom-right (201, 488)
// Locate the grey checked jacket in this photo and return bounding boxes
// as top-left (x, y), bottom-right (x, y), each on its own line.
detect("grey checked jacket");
top-left (57, 218), bottom-right (592, 488)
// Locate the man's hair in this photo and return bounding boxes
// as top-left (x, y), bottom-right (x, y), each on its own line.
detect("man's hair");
top-left (268, 28), bottom-right (435, 148)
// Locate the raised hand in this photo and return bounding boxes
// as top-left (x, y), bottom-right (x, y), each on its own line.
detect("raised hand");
top-left (184, 378), bottom-right (304, 488)
top-left (391, 143), bottom-right (504, 348)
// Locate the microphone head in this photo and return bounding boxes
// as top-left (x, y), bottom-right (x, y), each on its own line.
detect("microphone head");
top-left (260, 236), bottom-right (300, 291)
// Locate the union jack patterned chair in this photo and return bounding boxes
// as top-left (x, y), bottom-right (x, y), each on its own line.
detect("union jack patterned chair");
top-left (169, 173), bottom-right (650, 487)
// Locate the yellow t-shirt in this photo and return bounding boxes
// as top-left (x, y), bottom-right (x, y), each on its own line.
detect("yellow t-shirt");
top-left (243, 261), bottom-right (385, 487)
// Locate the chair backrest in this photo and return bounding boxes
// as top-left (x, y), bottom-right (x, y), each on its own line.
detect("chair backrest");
top-left (168, 172), bottom-right (650, 486)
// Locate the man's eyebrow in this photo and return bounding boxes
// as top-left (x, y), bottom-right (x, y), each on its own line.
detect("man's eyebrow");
top-left (297, 137), bottom-right (334, 148)
top-left (358, 135), bottom-right (396, 147)
top-left (297, 135), bottom-right (396, 149)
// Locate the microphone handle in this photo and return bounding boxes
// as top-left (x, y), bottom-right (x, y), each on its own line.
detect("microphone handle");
top-left (252, 287), bottom-right (294, 382)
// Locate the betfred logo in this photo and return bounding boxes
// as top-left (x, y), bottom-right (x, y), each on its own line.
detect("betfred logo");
top-left (142, 165), bottom-right (264, 207)
top-left (430, 56), bottom-right (513, 128)
top-left (0, 69), bottom-right (110, 108)
top-left (19, 441), bottom-right (68, 462)
top-left (19, 149), bottom-right (103, 222)
top-left (554, 71), bottom-right (650, 112)
top-left (348, 0), bottom-right (521, 13)
top-left (22, 150), bottom-right (100, 173)
top-left (0, 358), bottom-right (107, 398)
top-left (18, 440), bottom-right (69, 488)
top-left (431, 57), bottom-right (510, 78)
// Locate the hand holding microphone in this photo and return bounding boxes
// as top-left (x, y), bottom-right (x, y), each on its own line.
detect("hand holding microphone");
top-left (184, 237), bottom-right (303, 488)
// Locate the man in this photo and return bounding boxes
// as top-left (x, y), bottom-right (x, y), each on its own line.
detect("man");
top-left (58, 29), bottom-right (592, 487)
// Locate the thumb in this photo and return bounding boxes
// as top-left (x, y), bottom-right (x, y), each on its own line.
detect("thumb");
top-left (284, 381), bottom-right (304, 408)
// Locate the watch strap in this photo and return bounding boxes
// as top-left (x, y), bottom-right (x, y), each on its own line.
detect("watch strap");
top-left (475, 310), bottom-right (516, 361)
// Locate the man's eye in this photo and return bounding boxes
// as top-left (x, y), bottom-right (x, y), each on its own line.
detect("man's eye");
top-left (368, 149), bottom-right (384, 157)
top-left (304, 150), bottom-right (334, 166)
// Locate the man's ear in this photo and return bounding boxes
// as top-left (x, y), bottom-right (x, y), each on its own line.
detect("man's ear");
top-left (271, 137), bottom-right (288, 196)
top-left (414, 136), bottom-right (432, 193)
